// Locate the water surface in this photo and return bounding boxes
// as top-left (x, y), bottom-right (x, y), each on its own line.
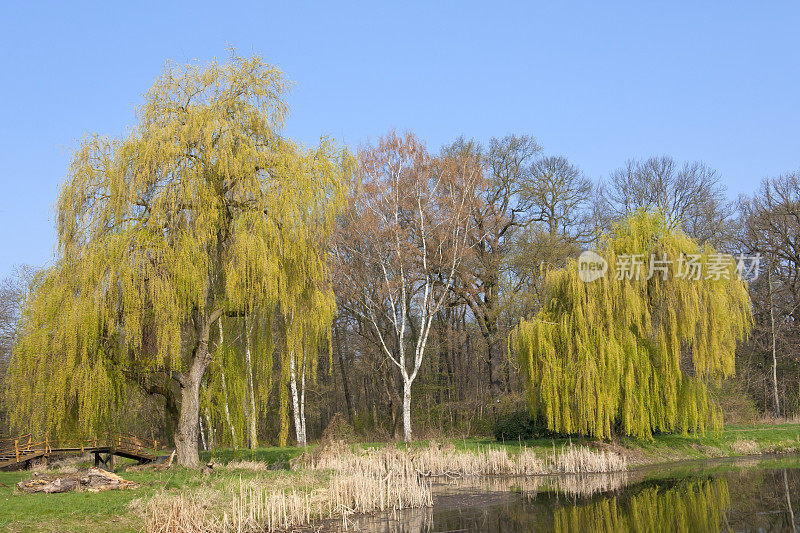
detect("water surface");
top-left (334, 455), bottom-right (800, 532)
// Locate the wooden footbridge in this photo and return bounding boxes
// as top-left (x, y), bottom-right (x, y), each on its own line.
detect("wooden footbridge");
top-left (0, 433), bottom-right (161, 470)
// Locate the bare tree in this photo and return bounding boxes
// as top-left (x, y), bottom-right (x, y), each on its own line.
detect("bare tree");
top-left (510, 156), bottom-right (593, 314)
top-left (446, 135), bottom-right (542, 395)
top-left (604, 156), bottom-right (732, 245)
top-left (739, 173), bottom-right (800, 417)
top-left (0, 266), bottom-right (33, 433)
top-left (334, 131), bottom-right (478, 442)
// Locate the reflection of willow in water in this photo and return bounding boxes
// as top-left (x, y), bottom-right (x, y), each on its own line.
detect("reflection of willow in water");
top-left (552, 478), bottom-right (731, 533)
top-left (330, 476), bottom-right (732, 532)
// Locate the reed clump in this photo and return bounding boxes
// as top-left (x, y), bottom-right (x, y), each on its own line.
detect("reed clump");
top-left (226, 470), bottom-right (431, 532)
top-left (295, 440), bottom-right (627, 477)
top-left (553, 444), bottom-right (628, 473)
top-left (145, 466), bottom-right (431, 532)
top-left (448, 471), bottom-right (630, 498)
top-left (145, 492), bottom-right (220, 532)
top-left (145, 441), bottom-right (626, 532)
top-left (221, 460), bottom-right (270, 472)
top-left (730, 438), bottom-right (760, 455)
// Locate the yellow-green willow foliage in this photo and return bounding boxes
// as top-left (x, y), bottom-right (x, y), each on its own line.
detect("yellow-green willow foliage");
top-left (510, 211), bottom-right (752, 439)
top-left (553, 478), bottom-right (731, 532)
top-left (6, 55), bottom-right (353, 463)
top-left (199, 314), bottom-right (274, 449)
top-left (277, 263), bottom-right (338, 446)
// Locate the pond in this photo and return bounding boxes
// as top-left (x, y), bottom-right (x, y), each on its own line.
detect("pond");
top-left (331, 455), bottom-right (800, 532)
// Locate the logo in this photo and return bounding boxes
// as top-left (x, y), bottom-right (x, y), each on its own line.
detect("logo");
top-left (578, 251), bottom-right (608, 283)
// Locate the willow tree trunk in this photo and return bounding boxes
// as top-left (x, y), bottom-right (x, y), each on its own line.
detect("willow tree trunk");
top-left (176, 312), bottom-right (221, 467)
top-left (176, 344), bottom-right (209, 467)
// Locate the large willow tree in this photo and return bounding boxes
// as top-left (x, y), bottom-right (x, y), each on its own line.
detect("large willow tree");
top-left (6, 55), bottom-right (352, 466)
top-left (510, 212), bottom-right (752, 439)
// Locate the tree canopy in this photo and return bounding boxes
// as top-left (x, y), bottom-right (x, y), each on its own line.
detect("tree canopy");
top-left (6, 55), bottom-right (353, 465)
top-left (510, 211), bottom-right (752, 439)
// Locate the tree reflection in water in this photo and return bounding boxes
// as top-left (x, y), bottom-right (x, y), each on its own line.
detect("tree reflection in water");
top-left (552, 478), bottom-right (730, 532)
top-left (332, 460), bottom-right (800, 532)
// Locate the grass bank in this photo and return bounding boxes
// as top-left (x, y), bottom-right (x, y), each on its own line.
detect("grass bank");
top-left (1, 421), bottom-right (800, 532)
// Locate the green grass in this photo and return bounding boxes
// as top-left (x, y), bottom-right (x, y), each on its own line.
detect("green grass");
top-left (0, 467), bottom-right (201, 532)
top-left (2, 422), bottom-right (800, 531)
top-left (419, 422), bottom-right (800, 464)
top-left (0, 448), bottom-right (306, 532)
top-left (199, 445), bottom-right (304, 466)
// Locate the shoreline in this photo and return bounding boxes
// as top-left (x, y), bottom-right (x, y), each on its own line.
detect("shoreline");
top-left (2, 421), bottom-right (800, 531)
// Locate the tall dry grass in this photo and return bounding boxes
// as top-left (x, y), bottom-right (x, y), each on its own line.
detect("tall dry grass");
top-left (145, 468), bottom-right (431, 532)
top-left (446, 471), bottom-right (630, 498)
top-left (295, 440), bottom-right (626, 478)
top-left (145, 492), bottom-right (220, 532)
top-left (225, 470), bottom-right (431, 532)
top-left (552, 444), bottom-right (627, 473)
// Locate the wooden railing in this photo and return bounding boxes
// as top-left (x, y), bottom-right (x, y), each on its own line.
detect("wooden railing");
top-left (104, 432), bottom-right (160, 457)
top-left (1, 432), bottom-right (159, 466)
top-left (0, 434), bottom-right (51, 463)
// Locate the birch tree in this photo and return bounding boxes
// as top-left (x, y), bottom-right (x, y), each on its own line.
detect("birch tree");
top-left (284, 263), bottom-right (338, 447)
top-left (334, 131), bottom-right (478, 442)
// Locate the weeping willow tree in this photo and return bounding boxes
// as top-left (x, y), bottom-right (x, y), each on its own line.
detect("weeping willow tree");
top-left (510, 211), bottom-right (752, 440)
top-left (6, 54), bottom-right (353, 466)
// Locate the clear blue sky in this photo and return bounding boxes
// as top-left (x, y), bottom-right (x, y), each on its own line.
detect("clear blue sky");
top-left (1, 1), bottom-right (799, 278)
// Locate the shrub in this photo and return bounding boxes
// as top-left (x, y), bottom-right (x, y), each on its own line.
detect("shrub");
top-left (321, 412), bottom-right (355, 444)
top-left (493, 410), bottom-right (544, 441)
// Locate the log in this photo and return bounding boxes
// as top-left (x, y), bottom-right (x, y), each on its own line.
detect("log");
top-left (15, 467), bottom-right (138, 494)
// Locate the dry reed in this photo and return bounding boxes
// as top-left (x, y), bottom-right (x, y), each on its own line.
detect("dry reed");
top-left (145, 441), bottom-right (626, 532)
top-left (145, 466), bottom-right (431, 532)
top-left (295, 440), bottom-right (626, 478)
top-left (552, 444), bottom-right (627, 473)
top-left (225, 470), bottom-right (431, 532)
top-left (145, 492), bottom-right (220, 532)
top-left (221, 460), bottom-right (270, 472)
top-left (446, 470), bottom-right (630, 498)
top-left (730, 438), bottom-right (760, 455)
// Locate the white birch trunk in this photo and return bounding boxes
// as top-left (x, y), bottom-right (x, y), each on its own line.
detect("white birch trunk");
top-left (402, 378), bottom-right (412, 442)
top-left (289, 353), bottom-right (307, 446)
top-left (769, 263), bottom-right (781, 418)
top-left (218, 321), bottom-right (238, 448)
top-left (244, 320), bottom-right (258, 449)
top-left (199, 413), bottom-right (208, 451)
top-left (204, 408), bottom-right (214, 450)
top-left (300, 365), bottom-right (307, 446)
